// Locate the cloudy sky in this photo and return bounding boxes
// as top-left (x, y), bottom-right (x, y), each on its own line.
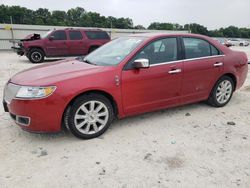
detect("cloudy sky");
top-left (2, 0), bottom-right (250, 29)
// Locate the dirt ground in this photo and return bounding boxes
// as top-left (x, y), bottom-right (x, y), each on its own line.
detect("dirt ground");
top-left (0, 46), bottom-right (250, 188)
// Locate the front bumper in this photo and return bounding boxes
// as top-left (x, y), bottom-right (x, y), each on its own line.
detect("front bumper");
top-left (3, 96), bottom-right (65, 133)
top-left (11, 46), bottom-right (25, 56)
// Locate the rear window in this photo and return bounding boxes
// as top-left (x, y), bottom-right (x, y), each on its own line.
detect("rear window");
top-left (85, 31), bottom-right (110, 40)
top-left (183, 37), bottom-right (220, 59)
top-left (69, 31), bottom-right (83, 40)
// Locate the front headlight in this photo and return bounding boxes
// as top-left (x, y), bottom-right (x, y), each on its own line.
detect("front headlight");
top-left (15, 86), bottom-right (56, 99)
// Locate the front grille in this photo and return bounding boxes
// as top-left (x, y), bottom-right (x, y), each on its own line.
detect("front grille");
top-left (3, 83), bottom-right (20, 104)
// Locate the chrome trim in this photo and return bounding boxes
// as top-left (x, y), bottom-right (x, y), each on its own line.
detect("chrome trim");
top-left (168, 69), bottom-right (182, 74)
top-left (150, 55), bottom-right (225, 67)
top-left (4, 83), bottom-right (21, 104)
top-left (213, 62), bottom-right (224, 67)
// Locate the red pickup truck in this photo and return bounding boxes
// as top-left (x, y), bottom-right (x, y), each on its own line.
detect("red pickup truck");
top-left (13, 28), bottom-right (110, 63)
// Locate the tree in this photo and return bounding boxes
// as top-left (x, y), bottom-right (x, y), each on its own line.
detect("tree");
top-left (34, 8), bottom-right (52, 25)
top-left (67, 7), bottom-right (85, 26)
top-left (148, 22), bottom-right (174, 30)
top-left (51, 10), bottom-right (67, 26)
top-left (0, 4), bottom-right (10, 23)
top-left (209, 29), bottom-right (224, 37)
top-left (222, 26), bottom-right (241, 38)
top-left (134, 25), bottom-right (145, 30)
top-left (184, 23), bottom-right (209, 35)
top-left (1, 4), bottom-right (250, 38)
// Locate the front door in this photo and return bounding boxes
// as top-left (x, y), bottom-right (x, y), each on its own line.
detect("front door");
top-left (122, 37), bottom-right (183, 116)
top-left (46, 30), bottom-right (68, 57)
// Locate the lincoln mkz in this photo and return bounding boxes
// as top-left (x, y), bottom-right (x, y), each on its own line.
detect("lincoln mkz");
top-left (3, 33), bottom-right (248, 139)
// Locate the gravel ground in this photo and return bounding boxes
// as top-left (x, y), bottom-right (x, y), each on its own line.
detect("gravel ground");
top-left (0, 46), bottom-right (250, 188)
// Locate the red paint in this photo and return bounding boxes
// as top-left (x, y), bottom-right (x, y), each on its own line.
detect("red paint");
top-left (6, 33), bottom-right (248, 132)
top-left (21, 29), bottom-right (110, 57)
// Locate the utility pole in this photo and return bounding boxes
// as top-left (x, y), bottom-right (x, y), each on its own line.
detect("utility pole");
top-left (110, 20), bottom-right (113, 38)
top-left (10, 16), bottom-right (15, 47)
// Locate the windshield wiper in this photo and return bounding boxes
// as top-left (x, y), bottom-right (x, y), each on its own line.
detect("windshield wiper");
top-left (76, 56), bottom-right (96, 65)
top-left (83, 58), bottom-right (96, 65)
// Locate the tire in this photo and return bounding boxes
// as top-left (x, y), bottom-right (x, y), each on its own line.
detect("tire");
top-left (88, 46), bottom-right (99, 54)
top-left (28, 48), bottom-right (45, 63)
top-left (240, 43), bottom-right (244, 47)
top-left (64, 94), bottom-right (114, 139)
top-left (207, 76), bottom-right (234, 107)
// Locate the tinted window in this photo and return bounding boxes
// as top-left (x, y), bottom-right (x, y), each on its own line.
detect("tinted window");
top-left (133, 38), bottom-right (178, 65)
top-left (183, 38), bottom-right (212, 59)
top-left (69, 31), bottom-right (83, 40)
top-left (85, 31), bottom-right (110, 40)
top-left (52, 31), bottom-right (67, 40)
top-left (211, 45), bottom-right (220, 55)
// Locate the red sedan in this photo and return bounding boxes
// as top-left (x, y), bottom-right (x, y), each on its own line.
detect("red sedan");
top-left (3, 33), bottom-right (248, 139)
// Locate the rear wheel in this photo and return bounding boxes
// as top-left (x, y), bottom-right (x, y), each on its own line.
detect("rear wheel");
top-left (64, 94), bottom-right (114, 139)
top-left (207, 76), bottom-right (234, 107)
top-left (28, 48), bottom-right (45, 63)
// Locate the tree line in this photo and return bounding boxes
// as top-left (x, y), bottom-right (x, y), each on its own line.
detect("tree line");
top-left (1, 4), bottom-right (250, 38)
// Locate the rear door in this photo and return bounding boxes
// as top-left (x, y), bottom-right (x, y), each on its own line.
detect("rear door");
top-left (68, 30), bottom-right (86, 56)
top-left (45, 30), bottom-right (68, 57)
top-left (181, 37), bottom-right (224, 104)
top-left (122, 37), bottom-right (183, 115)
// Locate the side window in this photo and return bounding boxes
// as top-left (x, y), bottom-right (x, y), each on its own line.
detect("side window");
top-left (85, 31), bottom-right (110, 40)
top-left (133, 38), bottom-right (178, 65)
top-left (52, 31), bottom-right (67, 40)
top-left (69, 31), bottom-right (83, 40)
top-left (183, 38), bottom-right (211, 59)
top-left (211, 45), bottom-right (220, 55)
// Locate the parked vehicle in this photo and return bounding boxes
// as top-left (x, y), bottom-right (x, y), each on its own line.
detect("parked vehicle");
top-left (227, 38), bottom-right (249, 47)
top-left (3, 33), bottom-right (248, 139)
top-left (12, 28), bottom-right (110, 63)
top-left (213, 37), bottom-right (232, 47)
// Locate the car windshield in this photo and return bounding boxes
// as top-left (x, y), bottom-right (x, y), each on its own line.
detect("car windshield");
top-left (41, 30), bottom-right (53, 38)
top-left (81, 36), bottom-right (146, 66)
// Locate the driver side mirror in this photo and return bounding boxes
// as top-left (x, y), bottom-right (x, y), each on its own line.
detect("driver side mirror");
top-left (133, 59), bottom-right (150, 69)
top-left (49, 36), bottom-right (54, 41)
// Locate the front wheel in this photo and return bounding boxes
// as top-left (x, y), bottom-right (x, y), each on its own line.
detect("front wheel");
top-left (28, 48), bottom-right (45, 63)
top-left (64, 94), bottom-right (114, 139)
top-left (207, 76), bottom-right (234, 107)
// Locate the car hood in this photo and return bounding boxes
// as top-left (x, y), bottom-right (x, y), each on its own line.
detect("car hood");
top-left (20, 33), bottom-right (41, 41)
top-left (10, 58), bottom-right (107, 86)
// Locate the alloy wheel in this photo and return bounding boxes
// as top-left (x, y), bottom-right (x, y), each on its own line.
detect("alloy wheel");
top-left (216, 80), bottom-right (233, 104)
top-left (74, 100), bottom-right (109, 135)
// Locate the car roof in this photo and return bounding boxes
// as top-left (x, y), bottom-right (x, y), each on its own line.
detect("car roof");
top-left (127, 32), bottom-right (232, 54)
top-left (64, 28), bottom-right (105, 32)
top-left (128, 32), bottom-right (210, 39)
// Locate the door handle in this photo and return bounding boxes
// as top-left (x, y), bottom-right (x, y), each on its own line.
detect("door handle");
top-left (214, 62), bottom-right (223, 67)
top-left (168, 69), bottom-right (182, 74)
